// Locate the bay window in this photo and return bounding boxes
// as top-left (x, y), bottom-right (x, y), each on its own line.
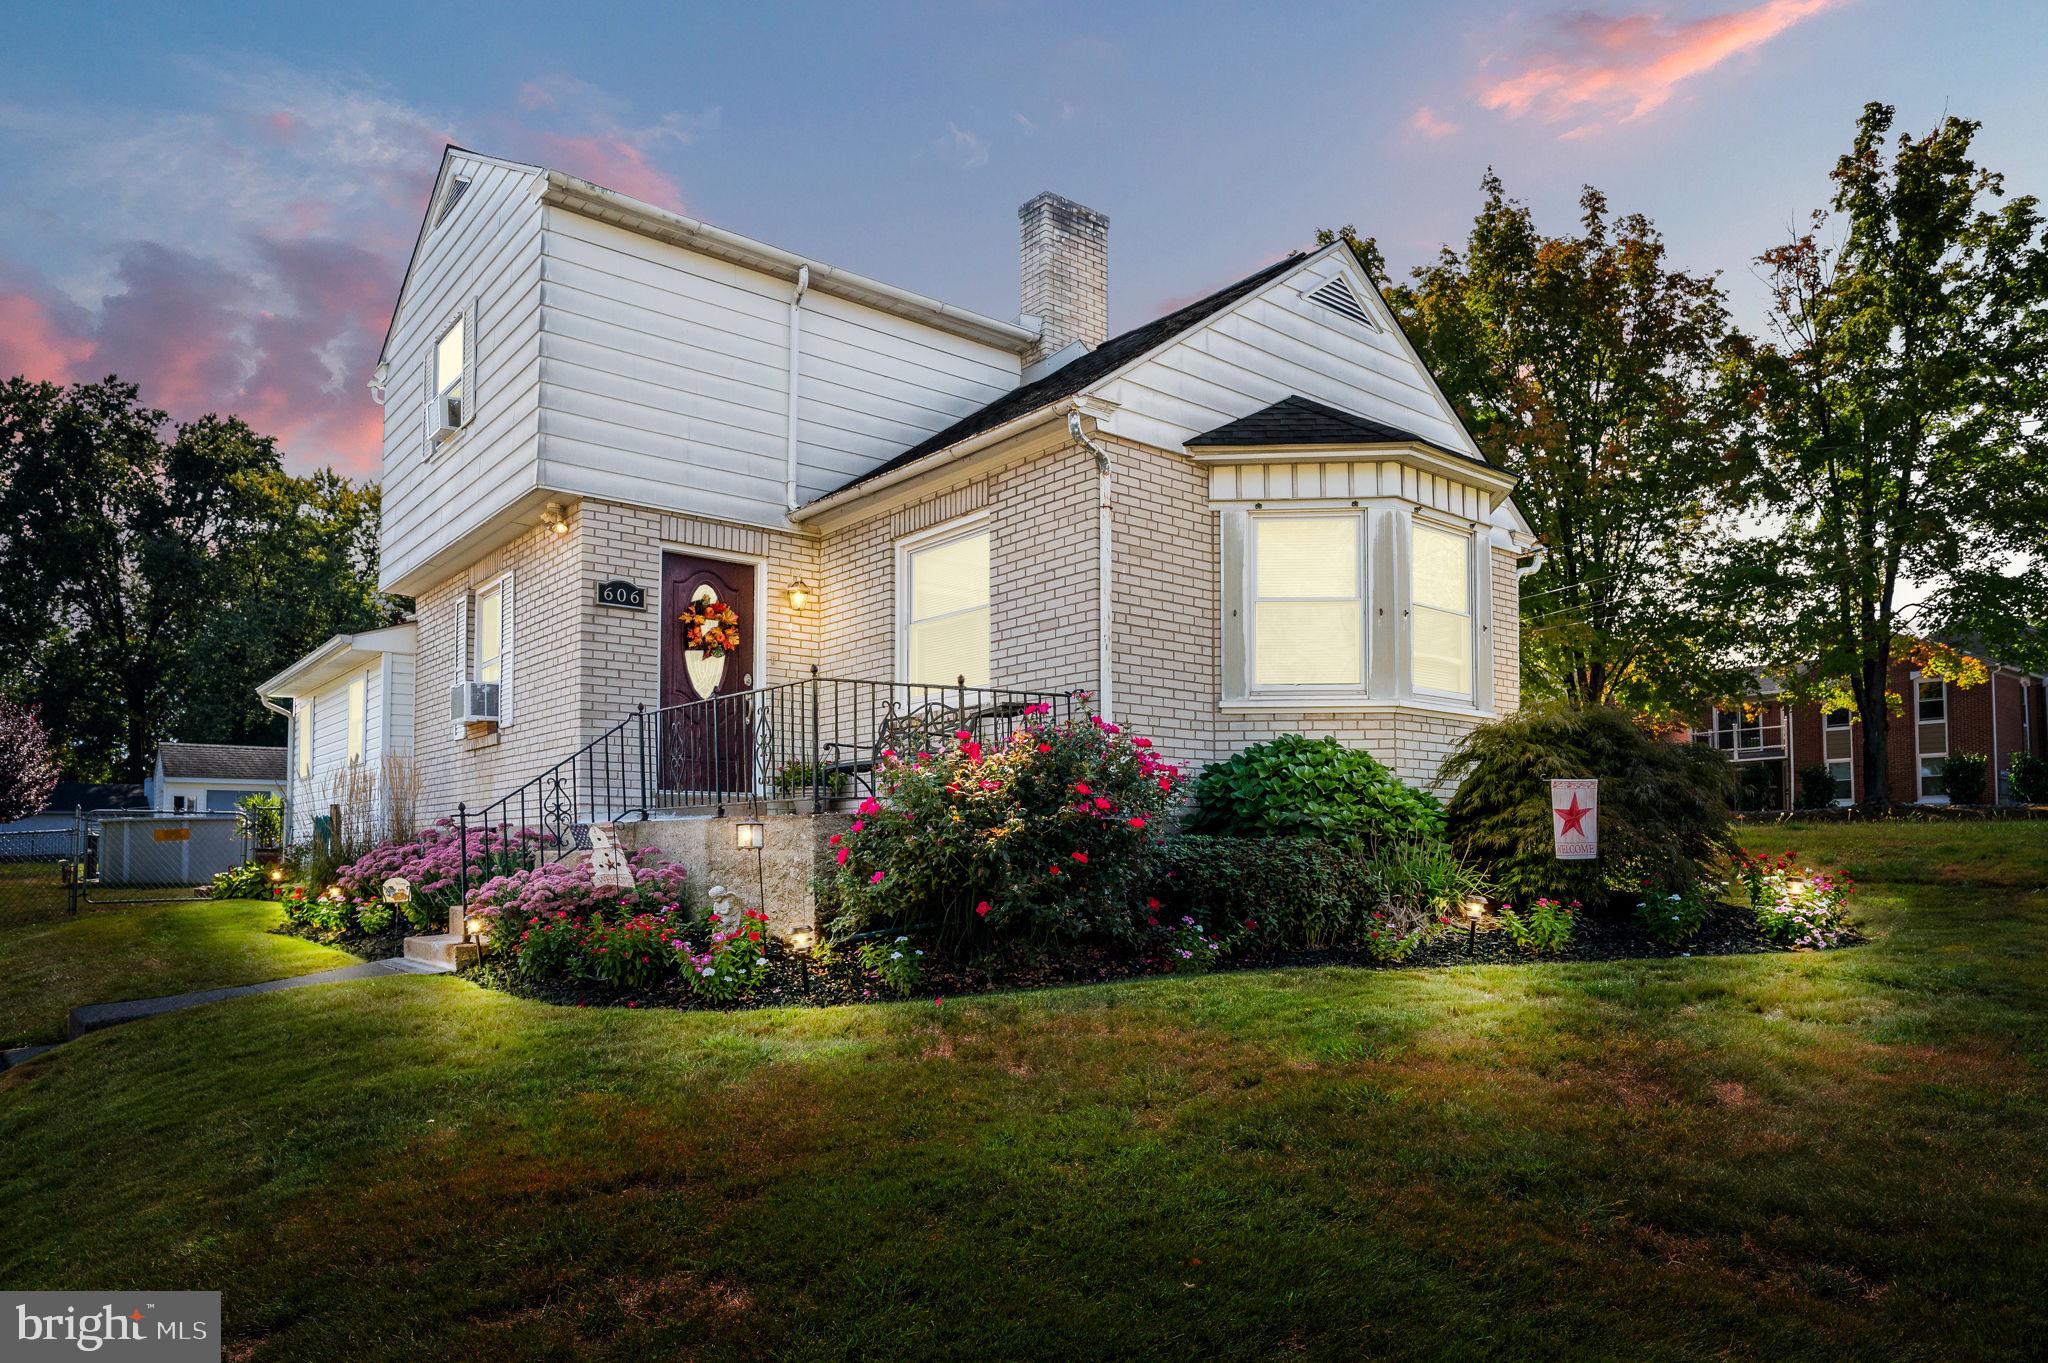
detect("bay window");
top-left (1410, 520), bottom-right (1473, 696)
top-left (901, 522), bottom-right (991, 687)
top-left (1252, 515), bottom-right (1361, 688)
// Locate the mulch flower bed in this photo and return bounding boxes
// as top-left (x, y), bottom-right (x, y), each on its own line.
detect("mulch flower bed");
top-left (272, 921), bottom-right (412, 962)
top-left (461, 901), bottom-right (1857, 1014)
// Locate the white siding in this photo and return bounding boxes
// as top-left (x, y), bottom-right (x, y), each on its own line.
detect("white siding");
top-left (534, 210), bottom-right (1019, 527)
top-left (385, 653), bottom-right (416, 756)
top-left (380, 154), bottom-right (549, 591)
top-left (1094, 252), bottom-right (1484, 467)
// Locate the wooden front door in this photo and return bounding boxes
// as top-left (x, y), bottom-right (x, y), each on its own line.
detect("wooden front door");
top-left (659, 553), bottom-right (756, 796)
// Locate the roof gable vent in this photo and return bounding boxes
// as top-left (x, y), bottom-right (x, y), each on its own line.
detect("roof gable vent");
top-left (1306, 274), bottom-right (1378, 331)
top-left (434, 177), bottom-right (471, 228)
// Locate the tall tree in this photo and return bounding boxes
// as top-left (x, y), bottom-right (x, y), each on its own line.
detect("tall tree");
top-left (1729, 103), bottom-right (2048, 804)
top-left (0, 377), bottom-right (399, 779)
top-left (0, 697), bottom-right (59, 823)
top-left (1329, 172), bottom-right (1754, 718)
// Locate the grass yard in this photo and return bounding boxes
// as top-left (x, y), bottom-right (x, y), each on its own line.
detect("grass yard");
top-left (0, 893), bottom-right (360, 1048)
top-left (2, 823), bottom-right (2044, 1360)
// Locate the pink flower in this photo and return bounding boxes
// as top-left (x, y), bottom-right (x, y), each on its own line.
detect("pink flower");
top-left (857, 797), bottom-right (881, 816)
top-left (869, 871), bottom-right (886, 885)
top-left (835, 847), bottom-right (849, 866)
top-left (1093, 797), bottom-right (1113, 812)
top-left (1127, 817), bottom-right (1146, 829)
top-left (1133, 737), bottom-right (1152, 748)
top-left (975, 900), bottom-right (991, 917)
top-left (955, 729), bottom-right (971, 742)
top-left (828, 833), bottom-right (842, 847)
top-left (851, 819), bottom-right (865, 833)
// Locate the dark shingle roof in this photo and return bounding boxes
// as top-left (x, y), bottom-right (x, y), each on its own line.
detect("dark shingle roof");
top-left (40, 782), bottom-right (149, 816)
top-left (819, 252), bottom-right (1312, 500)
top-left (157, 743), bottom-right (286, 783)
top-left (1186, 394), bottom-right (1496, 471)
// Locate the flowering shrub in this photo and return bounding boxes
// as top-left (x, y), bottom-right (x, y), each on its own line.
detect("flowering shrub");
top-left (356, 899), bottom-right (395, 935)
top-left (331, 819), bottom-right (550, 922)
top-left (1153, 915), bottom-right (1224, 974)
top-left (1497, 898), bottom-right (1576, 954)
top-left (823, 708), bottom-right (1175, 946)
top-left (857, 935), bottom-right (926, 996)
top-left (1634, 885), bottom-right (1712, 946)
top-left (684, 910), bottom-right (773, 1002)
top-left (470, 851), bottom-right (696, 990)
top-left (1731, 850), bottom-right (1855, 949)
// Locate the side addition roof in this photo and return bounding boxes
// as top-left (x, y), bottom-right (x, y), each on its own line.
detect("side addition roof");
top-left (156, 743), bottom-right (287, 783)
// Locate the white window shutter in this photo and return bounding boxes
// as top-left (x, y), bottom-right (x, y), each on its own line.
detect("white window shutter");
top-left (498, 573), bottom-right (514, 727)
top-left (1219, 511), bottom-right (1248, 702)
top-left (421, 351), bottom-right (435, 460)
top-left (461, 296), bottom-right (479, 426)
top-left (450, 588), bottom-right (470, 740)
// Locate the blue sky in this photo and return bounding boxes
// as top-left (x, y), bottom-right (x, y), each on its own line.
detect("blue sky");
top-left (3, 0), bottom-right (2043, 473)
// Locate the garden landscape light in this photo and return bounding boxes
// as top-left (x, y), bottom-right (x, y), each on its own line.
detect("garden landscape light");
top-left (1465, 897), bottom-right (1485, 956)
top-left (735, 821), bottom-right (765, 850)
top-left (789, 929), bottom-right (814, 996)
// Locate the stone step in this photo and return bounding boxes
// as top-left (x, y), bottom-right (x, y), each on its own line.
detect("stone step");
top-left (403, 933), bottom-right (480, 968)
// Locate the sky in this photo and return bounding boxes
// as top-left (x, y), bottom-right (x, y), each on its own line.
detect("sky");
top-left (1, 0), bottom-right (2043, 478)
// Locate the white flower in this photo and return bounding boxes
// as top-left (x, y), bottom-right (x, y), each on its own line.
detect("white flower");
top-left (754, 956), bottom-right (768, 965)
top-left (896, 935), bottom-right (909, 943)
top-left (700, 967), bottom-right (716, 976)
top-left (890, 950), bottom-right (903, 960)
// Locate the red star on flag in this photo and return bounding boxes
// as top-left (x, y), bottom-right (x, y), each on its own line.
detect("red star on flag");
top-left (1554, 793), bottom-right (1590, 837)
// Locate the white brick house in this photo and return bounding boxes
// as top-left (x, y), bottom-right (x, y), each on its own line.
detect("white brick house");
top-left (289, 146), bottom-right (1536, 845)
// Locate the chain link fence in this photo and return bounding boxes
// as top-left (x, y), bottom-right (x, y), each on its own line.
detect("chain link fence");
top-left (0, 812), bottom-right (254, 925)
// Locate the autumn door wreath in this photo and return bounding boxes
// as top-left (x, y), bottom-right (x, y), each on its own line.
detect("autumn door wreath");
top-left (679, 595), bottom-right (742, 659)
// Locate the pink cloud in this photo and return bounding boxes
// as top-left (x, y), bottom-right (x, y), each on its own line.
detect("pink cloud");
top-left (530, 131), bottom-right (687, 211)
top-left (1479, 0), bottom-right (1849, 133)
top-left (0, 289), bottom-right (96, 385)
top-left (1408, 105), bottom-right (1460, 140)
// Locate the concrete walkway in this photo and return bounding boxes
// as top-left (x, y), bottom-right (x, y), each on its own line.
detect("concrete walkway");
top-left (59, 957), bottom-right (454, 1042)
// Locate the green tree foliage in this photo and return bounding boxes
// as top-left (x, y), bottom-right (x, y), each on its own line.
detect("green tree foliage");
top-left (1439, 704), bottom-right (1732, 908)
top-left (1723, 104), bottom-right (2048, 805)
top-left (0, 377), bottom-right (400, 779)
top-left (1324, 173), bottom-right (1753, 719)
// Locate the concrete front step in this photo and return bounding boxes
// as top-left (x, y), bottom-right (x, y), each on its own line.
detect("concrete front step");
top-left (404, 933), bottom-right (481, 968)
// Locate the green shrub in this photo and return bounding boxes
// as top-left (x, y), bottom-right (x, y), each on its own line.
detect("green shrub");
top-left (1439, 704), bottom-right (1733, 908)
top-left (857, 935), bottom-right (926, 996)
top-left (825, 710), bottom-right (1176, 947)
top-left (773, 761), bottom-right (849, 798)
top-left (1938, 751), bottom-right (1989, 804)
top-left (355, 899), bottom-right (395, 935)
top-left (1733, 762), bottom-right (1774, 812)
top-left (1497, 897), bottom-right (1576, 954)
top-left (1796, 763), bottom-right (1839, 811)
top-left (1633, 886), bottom-right (1712, 946)
top-left (2009, 752), bottom-right (2048, 805)
top-left (1185, 735), bottom-right (1442, 851)
top-left (1151, 836), bottom-right (1372, 950)
top-left (209, 862), bottom-right (273, 901)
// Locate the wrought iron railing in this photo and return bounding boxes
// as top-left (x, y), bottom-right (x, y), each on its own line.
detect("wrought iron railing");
top-left (455, 672), bottom-right (1085, 898)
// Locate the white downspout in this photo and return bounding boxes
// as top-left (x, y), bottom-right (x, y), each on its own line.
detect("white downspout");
top-left (1068, 411), bottom-right (1113, 722)
top-left (1515, 543), bottom-right (1548, 581)
top-left (786, 265), bottom-right (810, 513)
top-left (260, 692), bottom-right (294, 844)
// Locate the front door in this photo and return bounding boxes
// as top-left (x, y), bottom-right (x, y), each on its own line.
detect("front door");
top-left (659, 553), bottom-right (756, 797)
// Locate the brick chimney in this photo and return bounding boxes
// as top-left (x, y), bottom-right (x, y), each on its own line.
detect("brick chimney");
top-left (1019, 191), bottom-right (1108, 365)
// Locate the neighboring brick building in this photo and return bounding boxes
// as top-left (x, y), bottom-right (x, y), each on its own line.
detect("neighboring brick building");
top-left (1690, 658), bottom-right (2047, 809)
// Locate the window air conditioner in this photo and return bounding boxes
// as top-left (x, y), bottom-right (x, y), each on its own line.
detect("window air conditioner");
top-left (433, 388), bottom-right (463, 437)
top-left (450, 680), bottom-right (500, 725)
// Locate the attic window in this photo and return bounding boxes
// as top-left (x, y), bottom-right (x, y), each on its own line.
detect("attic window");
top-left (434, 177), bottom-right (470, 228)
top-left (1307, 275), bottom-right (1378, 331)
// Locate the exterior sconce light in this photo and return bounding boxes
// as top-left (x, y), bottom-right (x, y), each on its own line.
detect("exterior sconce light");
top-left (785, 580), bottom-right (816, 611)
top-left (1464, 896), bottom-right (1486, 955)
top-left (541, 502), bottom-right (570, 536)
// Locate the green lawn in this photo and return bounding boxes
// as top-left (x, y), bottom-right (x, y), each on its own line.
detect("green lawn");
top-left (1, 824), bottom-right (2043, 1361)
top-left (0, 894), bottom-right (360, 1047)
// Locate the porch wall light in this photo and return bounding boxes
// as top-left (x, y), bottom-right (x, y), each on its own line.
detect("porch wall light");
top-left (541, 501), bottom-right (570, 536)
top-left (785, 580), bottom-right (816, 611)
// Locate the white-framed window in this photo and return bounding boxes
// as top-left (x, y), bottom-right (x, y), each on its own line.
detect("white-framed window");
top-left (433, 315), bottom-right (465, 428)
top-left (474, 580), bottom-right (506, 686)
top-left (1916, 677), bottom-right (1948, 800)
top-left (1250, 514), bottom-right (1363, 689)
top-left (296, 700), bottom-right (313, 779)
top-left (1410, 519), bottom-right (1473, 697)
top-left (1824, 707), bottom-right (1854, 803)
top-left (898, 521), bottom-right (991, 687)
top-left (347, 673), bottom-right (367, 762)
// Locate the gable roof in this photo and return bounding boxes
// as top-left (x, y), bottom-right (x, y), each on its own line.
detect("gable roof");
top-left (156, 743), bottom-right (286, 784)
top-left (815, 252), bottom-right (1312, 501)
top-left (38, 782), bottom-right (149, 817)
top-left (1186, 394), bottom-right (1497, 472)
